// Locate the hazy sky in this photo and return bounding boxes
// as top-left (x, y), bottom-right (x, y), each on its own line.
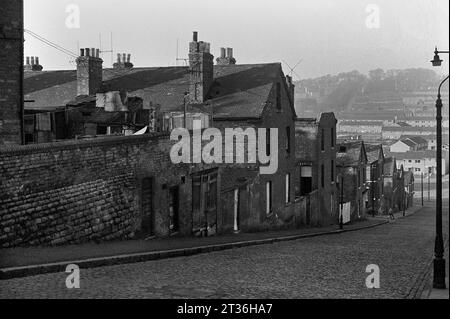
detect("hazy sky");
top-left (24, 0), bottom-right (449, 79)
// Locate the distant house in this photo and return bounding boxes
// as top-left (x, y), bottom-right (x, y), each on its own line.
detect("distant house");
top-left (388, 150), bottom-right (449, 176)
top-left (396, 115), bottom-right (449, 128)
top-left (338, 111), bottom-right (401, 125)
top-left (382, 126), bottom-right (440, 140)
top-left (404, 134), bottom-right (450, 151)
top-left (337, 120), bottom-right (382, 142)
top-left (390, 136), bottom-right (428, 152)
top-left (336, 141), bottom-right (368, 221)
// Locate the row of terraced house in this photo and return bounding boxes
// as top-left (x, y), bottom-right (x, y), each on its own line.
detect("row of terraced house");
top-left (0, 1), bottom-right (413, 248)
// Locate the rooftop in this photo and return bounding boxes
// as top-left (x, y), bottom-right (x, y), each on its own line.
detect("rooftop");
top-left (24, 63), bottom-right (285, 120)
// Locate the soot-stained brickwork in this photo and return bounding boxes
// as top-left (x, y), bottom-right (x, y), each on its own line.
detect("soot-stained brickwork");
top-left (0, 0), bottom-right (23, 145)
top-left (0, 134), bottom-right (211, 247)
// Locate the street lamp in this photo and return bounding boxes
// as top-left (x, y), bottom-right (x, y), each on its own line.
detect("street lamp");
top-left (430, 47), bottom-right (448, 289)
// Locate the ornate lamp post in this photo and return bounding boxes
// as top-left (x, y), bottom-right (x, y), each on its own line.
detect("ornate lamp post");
top-left (430, 47), bottom-right (448, 289)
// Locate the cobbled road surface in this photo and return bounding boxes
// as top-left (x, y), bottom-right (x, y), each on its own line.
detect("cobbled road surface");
top-left (0, 206), bottom-right (448, 299)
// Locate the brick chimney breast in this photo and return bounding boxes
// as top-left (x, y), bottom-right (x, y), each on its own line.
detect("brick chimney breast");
top-left (76, 48), bottom-right (103, 96)
top-left (188, 31), bottom-right (214, 104)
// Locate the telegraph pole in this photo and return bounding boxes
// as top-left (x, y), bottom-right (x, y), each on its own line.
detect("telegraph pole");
top-left (421, 172), bottom-right (424, 206)
top-left (339, 175), bottom-right (344, 229)
top-left (428, 173), bottom-right (430, 202)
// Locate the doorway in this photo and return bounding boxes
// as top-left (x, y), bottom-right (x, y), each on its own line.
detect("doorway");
top-left (234, 188), bottom-right (240, 232)
top-left (169, 186), bottom-right (179, 233)
top-left (141, 178), bottom-right (154, 236)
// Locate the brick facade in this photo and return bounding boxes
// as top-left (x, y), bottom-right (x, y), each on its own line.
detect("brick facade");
top-left (0, 0), bottom-right (23, 145)
top-left (295, 113), bottom-right (338, 226)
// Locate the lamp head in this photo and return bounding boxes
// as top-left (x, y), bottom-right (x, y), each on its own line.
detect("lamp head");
top-left (432, 47), bottom-right (443, 67)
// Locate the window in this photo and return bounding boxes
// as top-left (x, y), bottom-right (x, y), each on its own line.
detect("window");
top-left (321, 129), bottom-right (325, 151)
top-left (266, 181), bottom-right (273, 215)
top-left (331, 160), bottom-right (335, 182)
top-left (415, 168), bottom-right (421, 172)
top-left (286, 174), bottom-right (291, 203)
top-left (331, 127), bottom-right (335, 148)
top-left (266, 129), bottom-right (271, 156)
top-left (300, 166), bottom-right (313, 196)
top-left (286, 126), bottom-right (291, 154)
top-left (321, 164), bottom-right (325, 188)
top-left (415, 160), bottom-right (421, 163)
top-left (276, 82), bottom-right (281, 110)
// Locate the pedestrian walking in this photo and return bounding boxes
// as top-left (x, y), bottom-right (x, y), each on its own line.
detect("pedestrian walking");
top-left (388, 207), bottom-right (395, 220)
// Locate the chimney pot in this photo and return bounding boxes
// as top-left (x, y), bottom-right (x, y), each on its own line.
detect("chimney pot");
top-left (31, 57), bottom-right (35, 65)
top-left (80, 48), bottom-right (85, 57)
top-left (26, 56), bottom-right (30, 65)
top-left (127, 54), bottom-right (131, 63)
top-left (220, 48), bottom-right (226, 58)
top-left (36, 57), bottom-right (40, 65)
top-left (85, 48), bottom-right (90, 57)
top-left (226, 48), bottom-right (233, 59)
top-left (96, 49), bottom-right (100, 58)
top-left (193, 31), bottom-right (198, 42)
top-left (117, 53), bottom-right (121, 63)
top-left (122, 53), bottom-right (126, 64)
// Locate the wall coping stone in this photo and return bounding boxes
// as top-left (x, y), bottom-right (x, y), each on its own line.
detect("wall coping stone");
top-left (0, 133), bottom-right (170, 156)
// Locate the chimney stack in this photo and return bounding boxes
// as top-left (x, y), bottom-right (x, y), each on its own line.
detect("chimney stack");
top-left (188, 31), bottom-right (214, 104)
top-left (24, 56), bottom-right (43, 72)
top-left (76, 47), bottom-right (103, 96)
top-left (216, 47), bottom-right (236, 65)
top-left (286, 75), bottom-right (295, 106)
top-left (113, 53), bottom-right (134, 69)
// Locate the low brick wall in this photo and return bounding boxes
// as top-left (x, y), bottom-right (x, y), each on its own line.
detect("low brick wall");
top-left (1, 174), bottom-right (136, 247)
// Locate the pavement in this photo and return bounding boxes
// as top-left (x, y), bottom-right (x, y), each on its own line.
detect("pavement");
top-left (0, 205), bottom-right (445, 299)
top-left (0, 216), bottom-right (391, 280)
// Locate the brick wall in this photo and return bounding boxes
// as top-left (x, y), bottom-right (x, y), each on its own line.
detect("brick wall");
top-left (0, 0), bottom-right (23, 145)
top-left (0, 134), bottom-right (200, 247)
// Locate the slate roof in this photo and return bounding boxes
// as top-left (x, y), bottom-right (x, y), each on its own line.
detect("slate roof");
top-left (403, 136), bottom-right (428, 145)
top-left (365, 144), bottom-right (383, 164)
top-left (24, 63), bottom-right (284, 120)
top-left (336, 141), bottom-right (366, 166)
top-left (399, 139), bottom-right (417, 148)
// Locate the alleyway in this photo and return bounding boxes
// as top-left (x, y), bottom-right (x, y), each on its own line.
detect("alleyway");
top-left (0, 206), bottom-right (448, 299)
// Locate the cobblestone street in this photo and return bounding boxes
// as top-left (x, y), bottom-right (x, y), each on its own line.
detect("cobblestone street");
top-left (0, 206), bottom-right (448, 299)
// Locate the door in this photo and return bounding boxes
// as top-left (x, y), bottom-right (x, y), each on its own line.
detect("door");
top-left (141, 178), bottom-right (154, 236)
top-left (306, 196), bottom-right (311, 225)
top-left (169, 186), bottom-right (179, 233)
top-left (234, 188), bottom-right (240, 232)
